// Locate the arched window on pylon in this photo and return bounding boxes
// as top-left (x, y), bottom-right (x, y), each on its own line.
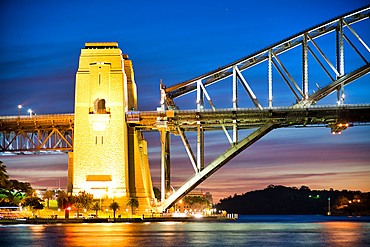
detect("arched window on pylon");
top-left (94, 98), bottom-right (107, 114)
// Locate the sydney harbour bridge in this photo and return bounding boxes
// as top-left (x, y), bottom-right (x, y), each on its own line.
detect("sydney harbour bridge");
top-left (1, 6), bottom-right (370, 212)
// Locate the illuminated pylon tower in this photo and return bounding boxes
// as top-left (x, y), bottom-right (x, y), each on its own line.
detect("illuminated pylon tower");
top-left (68, 42), bottom-right (155, 212)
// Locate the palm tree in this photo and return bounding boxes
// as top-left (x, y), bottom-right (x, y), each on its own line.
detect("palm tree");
top-left (126, 198), bottom-right (139, 218)
top-left (57, 190), bottom-right (68, 209)
top-left (109, 201), bottom-right (120, 219)
top-left (44, 190), bottom-right (55, 209)
top-left (91, 201), bottom-right (101, 217)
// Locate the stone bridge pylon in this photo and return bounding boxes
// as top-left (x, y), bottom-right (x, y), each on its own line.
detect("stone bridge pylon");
top-left (68, 42), bottom-right (155, 212)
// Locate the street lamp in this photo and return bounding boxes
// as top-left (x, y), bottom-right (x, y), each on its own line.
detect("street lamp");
top-left (18, 105), bottom-right (22, 118)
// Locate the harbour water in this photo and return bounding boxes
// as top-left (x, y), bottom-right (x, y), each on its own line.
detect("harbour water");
top-left (1, 215), bottom-right (369, 246)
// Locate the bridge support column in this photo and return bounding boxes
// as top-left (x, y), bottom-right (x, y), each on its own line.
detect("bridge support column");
top-left (67, 152), bottom-right (73, 194)
top-left (268, 50), bottom-right (273, 108)
top-left (336, 18), bottom-right (345, 77)
top-left (161, 129), bottom-right (170, 202)
top-left (232, 66), bottom-right (239, 142)
top-left (197, 125), bottom-right (204, 171)
top-left (302, 34), bottom-right (308, 99)
top-left (197, 80), bottom-right (204, 111)
top-left (336, 19), bottom-right (345, 105)
top-left (233, 66), bottom-right (238, 109)
top-left (233, 121), bottom-right (238, 144)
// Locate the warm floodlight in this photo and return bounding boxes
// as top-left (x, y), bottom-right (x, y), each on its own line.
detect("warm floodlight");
top-left (17, 105), bottom-right (22, 118)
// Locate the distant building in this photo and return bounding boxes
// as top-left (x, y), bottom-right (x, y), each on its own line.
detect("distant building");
top-left (174, 189), bottom-right (213, 214)
top-left (33, 187), bottom-right (48, 199)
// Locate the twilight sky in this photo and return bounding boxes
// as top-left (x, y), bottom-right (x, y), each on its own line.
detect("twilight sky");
top-left (0, 1), bottom-right (369, 202)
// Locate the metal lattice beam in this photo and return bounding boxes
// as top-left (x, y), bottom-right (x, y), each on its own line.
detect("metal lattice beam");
top-left (162, 6), bottom-right (370, 110)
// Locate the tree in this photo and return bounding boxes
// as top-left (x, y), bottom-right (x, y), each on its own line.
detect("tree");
top-left (22, 196), bottom-right (44, 216)
top-left (56, 190), bottom-right (75, 210)
top-left (0, 161), bottom-right (32, 206)
top-left (184, 196), bottom-right (210, 211)
top-left (109, 201), bottom-right (120, 219)
top-left (57, 190), bottom-right (68, 209)
top-left (43, 190), bottom-right (55, 209)
top-left (126, 198), bottom-right (139, 218)
top-left (299, 185), bottom-right (311, 191)
top-left (91, 201), bottom-right (101, 217)
top-left (0, 161), bottom-right (9, 185)
top-left (74, 191), bottom-right (93, 217)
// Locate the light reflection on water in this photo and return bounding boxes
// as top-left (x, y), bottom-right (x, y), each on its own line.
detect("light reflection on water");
top-left (1, 216), bottom-right (369, 247)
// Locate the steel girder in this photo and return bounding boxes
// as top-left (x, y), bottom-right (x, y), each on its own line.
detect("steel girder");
top-left (160, 122), bottom-right (276, 211)
top-left (0, 128), bottom-right (73, 152)
top-left (0, 114), bottom-right (74, 152)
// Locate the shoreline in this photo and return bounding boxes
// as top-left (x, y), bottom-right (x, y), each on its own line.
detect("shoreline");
top-left (0, 216), bottom-right (236, 225)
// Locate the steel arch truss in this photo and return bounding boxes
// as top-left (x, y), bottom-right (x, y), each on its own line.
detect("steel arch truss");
top-left (158, 6), bottom-right (370, 211)
top-left (161, 6), bottom-right (370, 110)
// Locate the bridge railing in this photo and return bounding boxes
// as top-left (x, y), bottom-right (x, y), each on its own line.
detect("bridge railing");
top-left (0, 113), bottom-right (74, 121)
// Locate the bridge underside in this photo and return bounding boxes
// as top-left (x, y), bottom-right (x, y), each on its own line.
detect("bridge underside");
top-left (144, 105), bottom-right (370, 210)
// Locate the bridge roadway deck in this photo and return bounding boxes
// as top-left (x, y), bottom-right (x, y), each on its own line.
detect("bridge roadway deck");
top-left (1, 105), bottom-right (370, 132)
top-left (128, 104), bottom-right (370, 133)
top-left (0, 114), bottom-right (74, 132)
top-left (1, 104), bottom-right (369, 134)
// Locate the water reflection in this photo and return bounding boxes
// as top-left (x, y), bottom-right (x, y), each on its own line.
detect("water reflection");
top-left (1, 216), bottom-right (369, 247)
top-left (319, 221), bottom-right (368, 246)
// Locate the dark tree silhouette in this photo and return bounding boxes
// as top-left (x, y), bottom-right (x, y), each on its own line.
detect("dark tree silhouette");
top-left (126, 198), bottom-right (139, 218)
top-left (216, 185), bottom-right (368, 215)
top-left (109, 201), bottom-right (120, 219)
top-left (0, 161), bottom-right (32, 206)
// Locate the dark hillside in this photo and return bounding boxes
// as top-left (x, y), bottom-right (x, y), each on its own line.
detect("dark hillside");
top-left (216, 185), bottom-right (370, 215)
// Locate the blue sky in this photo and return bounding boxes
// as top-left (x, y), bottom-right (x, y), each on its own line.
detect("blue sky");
top-left (1, 1), bottom-right (369, 202)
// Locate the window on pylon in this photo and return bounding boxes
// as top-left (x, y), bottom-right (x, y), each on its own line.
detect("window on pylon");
top-left (94, 98), bottom-right (107, 114)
